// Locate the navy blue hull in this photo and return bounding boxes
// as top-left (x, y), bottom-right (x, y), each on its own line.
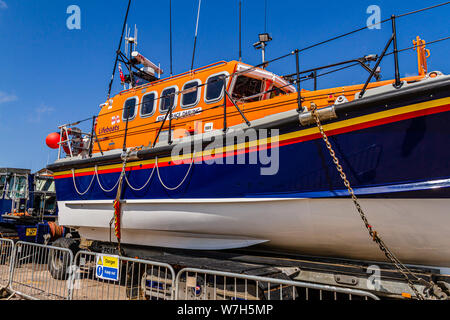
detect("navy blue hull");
top-left (55, 107), bottom-right (450, 201)
top-left (0, 199), bottom-right (13, 218)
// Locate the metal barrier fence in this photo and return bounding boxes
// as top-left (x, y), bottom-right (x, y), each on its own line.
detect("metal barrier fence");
top-left (1, 238), bottom-right (380, 301)
top-left (175, 268), bottom-right (380, 301)
top-left (0, 238), bottom-right (14, 289)
top-left (9, 241), bottom-right (73, 300)
top-left (70, 251), bottom-right (176, 300)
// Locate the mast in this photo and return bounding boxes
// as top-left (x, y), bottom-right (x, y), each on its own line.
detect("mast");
top-left (107, 0), bottom-right (132, 99)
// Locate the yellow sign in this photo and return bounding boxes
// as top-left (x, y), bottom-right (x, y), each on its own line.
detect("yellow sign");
top-left (103, 256), bottom-right (119, 269)
top-left (26, 228), bottom-right (37, 237)
top-left (96, 254), bottom-right (120, 281)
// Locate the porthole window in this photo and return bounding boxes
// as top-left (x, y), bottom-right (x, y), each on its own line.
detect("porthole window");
top-left (140, 92), bottom-right (157, 117)
top-left (181, 80), bottom-right (201, 108)
top-left (122, 97), bottom-right (138, 120)
top-left (160, 86), bottom-right (178, 113)
top-left (205, 73), bottom-right (228, 103)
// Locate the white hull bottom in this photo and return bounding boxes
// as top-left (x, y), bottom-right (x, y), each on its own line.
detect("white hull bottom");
top-left (58, 198), bottom-right (450, 268)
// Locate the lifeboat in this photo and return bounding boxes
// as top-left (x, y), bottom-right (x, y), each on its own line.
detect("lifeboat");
top-left (46, 17), bottom-right (450, 269)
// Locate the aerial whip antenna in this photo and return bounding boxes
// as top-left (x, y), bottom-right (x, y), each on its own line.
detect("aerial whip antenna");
top-left (239, 0), bottom-right (242, 61)
top-left (190, 0), bottom-right (202, 71)
top-left (169, 0), bottom-right (173, 77)
top-left (107, 0), bottom-right (132, 99)
top-left (264, 0), bottom-right (267, 33)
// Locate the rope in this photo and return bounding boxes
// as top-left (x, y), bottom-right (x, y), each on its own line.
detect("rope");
top-left (124, 165), bottom-right (156, 191)
top-left (95, 165), bottom-right (122, 193)
top-left (309, 102), bottom-right (440, 300)
top-left (155, 156), bottom-right (194, 191)
top-left (71, 169), bottom-right (95, 196)
top-left (109, 152), bottom-right (130, 255)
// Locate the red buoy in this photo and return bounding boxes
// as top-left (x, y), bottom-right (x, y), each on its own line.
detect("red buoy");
top-left (46, 132), bottom-right (61, 149)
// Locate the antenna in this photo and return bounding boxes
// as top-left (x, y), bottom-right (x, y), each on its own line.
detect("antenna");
top-left (253, 1), bottom-right (271, 67)
top-left (107, 0), bottom-right (132, 100)
top-left (169, 0), bottom-right (173, 77)
top-left (125, 25), bottom-right (129, 57)
top-left (134, 24), bottom-right (138, 52)
top-left (264, 0), bottom-right (267, 33)
top-left (125, 24), bottom-right (138, 59)
top-left (239, 0), bottom-right (242, 62)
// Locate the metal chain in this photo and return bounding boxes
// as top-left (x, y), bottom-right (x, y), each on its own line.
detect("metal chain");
top-left (310, 103), bottom-right (436, 300)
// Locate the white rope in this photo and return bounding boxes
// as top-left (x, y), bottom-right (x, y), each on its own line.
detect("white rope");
top-left (71, 169), bottom-right (96, 196)
top-left (155, 156), bottom-right (194, 191)
top-left (124, 165), bottom-right (156, 191)
top-left (72, 148), bottom-right (192, 195)
top-left (95, 165), bottom-right (123, 193)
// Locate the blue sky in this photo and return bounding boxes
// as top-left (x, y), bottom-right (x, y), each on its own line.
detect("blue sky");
top-left (0, 0), bottom-right (448, 172)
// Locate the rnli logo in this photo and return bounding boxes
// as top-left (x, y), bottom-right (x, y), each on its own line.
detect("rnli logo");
top-left (111, 116), bottom-right (121, 125)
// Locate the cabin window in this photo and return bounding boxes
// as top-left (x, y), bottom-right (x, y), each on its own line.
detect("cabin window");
top-left (205, 73), bottom-right (228, 103)
top-left (35, 177), bottom-right (54, 192)
top-left (181, 80), bottom-right (201, 108)
top-left (140, 92), bottom-right (157, 117)
top-left (270, 86), bottom-right (288, 99)
top-left (13, 176), bottom-right (27, 199)
top-left (0, 175), bottom-right (6, 198)
top-left (4, 175), bottom-right (27, 199)
top-left (3, 176), bottom-right (13, 199)
top-left (160, 86), bottom-right (178, 113)
top-left (232, 76), bottom-right (264, 102)
top-left (122, 97), bottom-right (138, 121)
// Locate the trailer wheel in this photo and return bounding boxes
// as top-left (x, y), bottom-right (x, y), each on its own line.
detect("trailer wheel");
top-left (48, 237), bottom-right (79, 280)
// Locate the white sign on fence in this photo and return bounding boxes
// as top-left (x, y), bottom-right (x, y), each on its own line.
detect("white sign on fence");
top-left (96, 254), bottom-right (120, 281)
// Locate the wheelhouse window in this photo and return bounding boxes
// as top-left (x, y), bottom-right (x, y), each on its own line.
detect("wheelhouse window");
top-left (3, 176), bottom-right (13, 199)
top-left (123, 97), bottom-right (138, 120)
top-left (34, 176), bottom-right (57, 215)
top-left (232, 75), bottom-right (264, 102)
top-left (270, 86), bottom-right (288, 99)
top-left (205, 73), bottom-right (227, 103)
top-left (181, 80), bottom-right (201, 108)
top-left (13, 175), bottom-right (27, 199)
top-left (160, 86), bottom-right (178, 113)
top-left (4, 175), bottom-right (27, 199)
top-left (140, 92), bottom-right (157, 117)
top-left (35, 176), bottom-right (55, 192)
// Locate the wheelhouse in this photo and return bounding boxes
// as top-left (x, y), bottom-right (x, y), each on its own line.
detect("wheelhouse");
top-left (94, 61), bottom-right (295, 152)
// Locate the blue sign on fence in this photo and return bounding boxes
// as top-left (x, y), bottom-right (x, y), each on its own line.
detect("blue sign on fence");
top-left (96, 254), bottom-right (120, 281)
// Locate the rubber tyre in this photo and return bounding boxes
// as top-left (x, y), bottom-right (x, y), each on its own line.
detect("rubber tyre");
top-left (48, 237), bottom-right (79, 280)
